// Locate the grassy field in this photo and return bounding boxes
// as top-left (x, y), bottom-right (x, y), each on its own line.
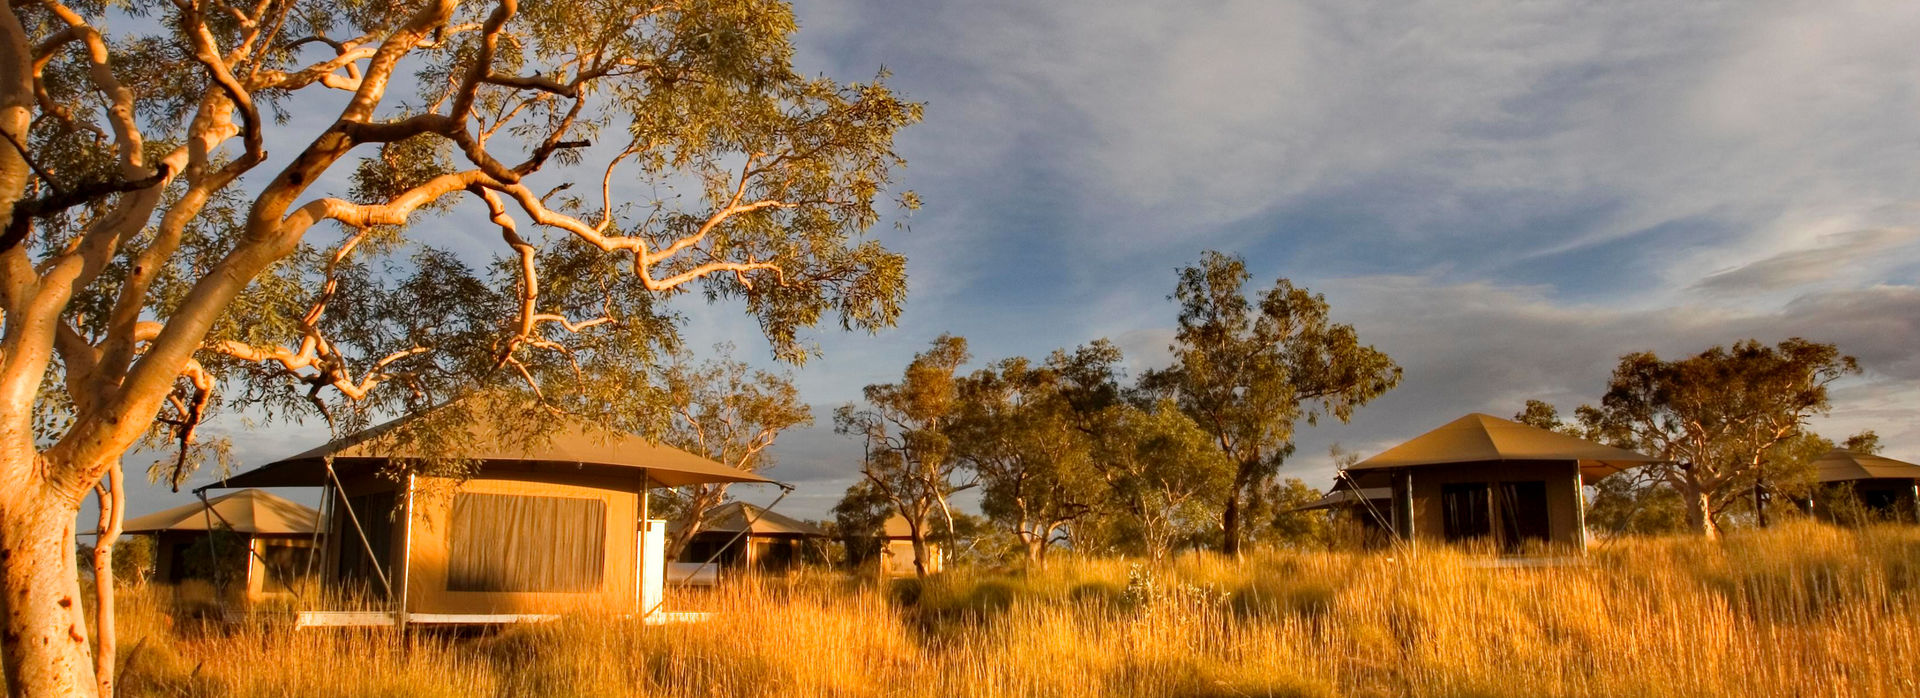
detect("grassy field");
top-left (109, 521), bottom-right (1920, 697)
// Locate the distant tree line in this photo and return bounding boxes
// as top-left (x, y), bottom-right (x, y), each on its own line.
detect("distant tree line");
top-left (833, 251), bottom-right (1402, 570)
top-left (828, 253), bottom-right (1878, 570)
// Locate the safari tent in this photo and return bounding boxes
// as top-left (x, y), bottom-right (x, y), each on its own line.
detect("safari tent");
top-left (205, 401), bottom-right (775, 626)
top-left (121, 488), bottom-right (319, 601)
top-left (1345, 413), bottom-right (1661, 553)
top-left (879, 514), bottom-right (943, 576)
top-left (671, 501), bottom-right (827, 576)
top-left (1804, 449), bottom-right (1920, 524)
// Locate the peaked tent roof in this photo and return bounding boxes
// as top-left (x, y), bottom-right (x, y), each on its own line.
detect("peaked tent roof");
top-left (209, 400), bottom-right (775, 490)
top-left (1811, 450), bottom-right (1920, 482)
top-left (121, 489), bottom-right (318, 535)
top-left (675, 502), bottom-right (826, 537)
top-left (1348, 413), bottom-right (1661, 479)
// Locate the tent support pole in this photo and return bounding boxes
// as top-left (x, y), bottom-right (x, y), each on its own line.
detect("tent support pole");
top-left (638, 469), bottom-right (649, 617)
top-left (396, 474), bottom-right (415, 629)
top-left (197, 490), bottom-right (227, 604)
top-left (304, 479), bottom-right (330, 584)
top-left (1393, 469), bottom-right (1416, 551)
top-left (1573, 466), bottom-right (1588, 552)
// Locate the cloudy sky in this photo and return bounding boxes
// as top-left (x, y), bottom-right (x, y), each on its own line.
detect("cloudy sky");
top-left (119, 0), bottom-right (1920, 522)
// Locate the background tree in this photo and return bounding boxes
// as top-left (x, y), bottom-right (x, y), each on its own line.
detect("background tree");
top-left (949, 356), bottom-right (1099, 565)
top-left (830, 480), bottom-right (891, 567)
top-left (1147, 251), bottom-right (1401, 555)
top-left (0, 1), bottom-right (917, 693)
top-left (1580, 339), bottom-right (1858, 538)
top-left (1049, 340), bottom-right (1230, 561)
top-left (1514, 399), bottom-right (1579, 433)
top-left (656, 345), bottom-right (812, 560)
top-left (1262, 478), bottom-right (1333, 550)
top-left (835, 334), bottom-right (972, 577)
top-left (1844, 430), bottom-right (1882, 454)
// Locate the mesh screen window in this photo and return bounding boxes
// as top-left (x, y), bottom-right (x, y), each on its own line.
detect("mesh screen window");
top-left (447, 493), bottom-right (607, 592)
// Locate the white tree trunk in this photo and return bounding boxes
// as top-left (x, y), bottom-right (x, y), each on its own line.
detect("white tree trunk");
top-left (0, 471), bottom-right (99, 698)
top-left (1684, 484), bottom-right (1719, 540)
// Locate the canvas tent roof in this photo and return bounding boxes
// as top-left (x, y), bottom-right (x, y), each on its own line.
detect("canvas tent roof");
top-left (882, 513), bottom-right (916, 539)
top-left (121, 489), bottom-right (317, 535)
top-left (675, 502), bottom-right (826, 537)
top-left (209, 400), bottom-right (775, 490)
top-left (1348, 413), bottom-right (1661, 479)
top-left (1811, 450), bottom-right (1920, 482)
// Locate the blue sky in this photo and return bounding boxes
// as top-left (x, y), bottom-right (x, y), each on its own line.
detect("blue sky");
top-left (115, 0), bottom-right (1920, 522)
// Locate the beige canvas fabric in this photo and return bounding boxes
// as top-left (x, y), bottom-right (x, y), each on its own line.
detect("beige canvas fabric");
top-left (1811, 450), bottom-right (1920, 482)
top-left (1348, 413), bottom-right (1661, 479)
top-left (214, 399), bottom-right (772, 489)
top-left (121, 488), bottom-right (318, 535)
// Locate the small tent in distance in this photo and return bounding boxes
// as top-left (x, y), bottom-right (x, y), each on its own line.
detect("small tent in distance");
top-left (669, 501), bottom-right (829, 583)
top-left (1802, 449), bottom-right (1920, 525)
top-left (1344, 413), bottom-right (1661, 553)
top-left (878, 514), bottom-right (943, 577)
top-left (120, 488), bottom-right (319, 602)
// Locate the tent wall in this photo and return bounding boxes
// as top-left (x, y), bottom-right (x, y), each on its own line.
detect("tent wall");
top-left (402, 471), bottom-right (640, 616)
top-left (880, 538), bottom-right (941, 577)
top-left (1400, 460), bottom-right (1585, 551)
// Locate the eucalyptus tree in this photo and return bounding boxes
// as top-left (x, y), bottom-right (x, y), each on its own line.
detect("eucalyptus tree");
top-left (834, 334), bottom-right (971, 577)
top-left (1148, 251), bottom-right (1401, 556)
top-left (1580, 339), bottom-right (1858, 538)
top-left (658, 345), bottom-right (812, 559)
top-left (1047, 340), bottom-right (1231, 561)
top-left (949, 355), bottom-right (1099, 565)
top-left (0, 1), bottom-right (917, 694)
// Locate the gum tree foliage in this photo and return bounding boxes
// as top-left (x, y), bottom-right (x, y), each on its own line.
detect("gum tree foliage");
top-left (830, 479), bottom-right (890, 566)
top-left (0, 1), bottom-right (918, 694)
top-left (948, 354), bottom-right (1101, 566)
top-left (835, 334), bottom-right (973, 578)
top-left (1051, 340), bottom-right (1233, 562)
top-left (1261, 477), bottom-right (1332, 550)
top-left (1146, 251), bottom-right (1401, 556)
top-left (655, 344), bottom-right (812, 560)
top-left (1578, 339), bottom-right (1858, 539)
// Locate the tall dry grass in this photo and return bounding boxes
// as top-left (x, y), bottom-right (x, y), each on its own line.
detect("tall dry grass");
top-left (110, 521), bottom-right (1920, 697)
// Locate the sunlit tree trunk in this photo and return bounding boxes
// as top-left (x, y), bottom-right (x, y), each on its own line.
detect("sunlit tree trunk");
top-left (1683, 485), bottom-right (1718, 540)
top-left (89, 466), bottom-right (125, 698)
top-left (0, 466), bottom-right (97, 698)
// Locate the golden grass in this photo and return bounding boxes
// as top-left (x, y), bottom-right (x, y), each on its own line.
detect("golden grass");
top-left (111, 521), bottom-right (1920, 697)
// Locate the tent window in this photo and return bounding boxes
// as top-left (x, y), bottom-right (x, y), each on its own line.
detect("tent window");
top-left (447, 493), bottom-right (605, 593)
top-left (1497, 481), bottom-right (1551, 548)
top-left (1441, 483), bottom-right (1491, 542)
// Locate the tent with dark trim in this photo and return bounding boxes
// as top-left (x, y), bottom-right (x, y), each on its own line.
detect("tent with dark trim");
top-left (119, 489), bottom-right (319, 598)
top-left (1345, 413), bottom-right (1661, 553)
top-left (1804, 449), bottom-right (1920, 524)
top-left (670, 502), bottom-right (827, 575)
top-left (205, 399), bottom-right (777, 627)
